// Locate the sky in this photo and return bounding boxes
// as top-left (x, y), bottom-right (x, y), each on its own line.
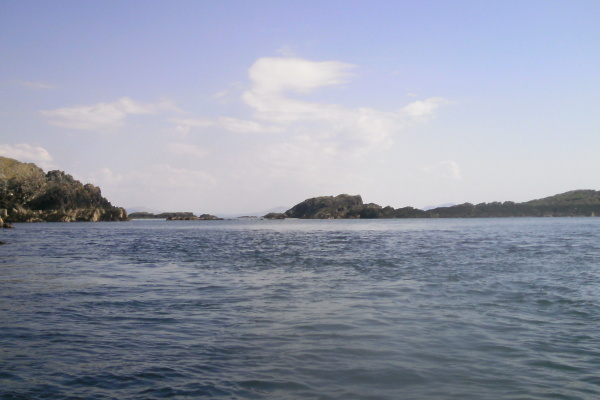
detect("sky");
top-left (1, 1), bottom-right (599, 215)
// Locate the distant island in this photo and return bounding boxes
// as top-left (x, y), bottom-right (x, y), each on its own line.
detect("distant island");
top-left (0, 156), bottom-right (128, 226)
top-left (129, 212), bottom-right (223, 220)
top-left (2, 155), bottom-right (599, 228)
top-left (264, 191), bottom-right (600, 219)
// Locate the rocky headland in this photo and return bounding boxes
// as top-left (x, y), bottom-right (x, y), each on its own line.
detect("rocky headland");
top-left (0, 156), bottom-right (128, 224)
top-left (263, 191), bottom-right (600, 220)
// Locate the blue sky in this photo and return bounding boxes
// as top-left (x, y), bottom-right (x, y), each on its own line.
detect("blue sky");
top-left (1, 1), bottom-right (599, 214)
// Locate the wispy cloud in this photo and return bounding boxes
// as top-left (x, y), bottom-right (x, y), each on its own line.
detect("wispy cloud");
top-left (421, 160), bottom-right (462, 180)
top-left (239, 57), bottom-right (447, 155)
top-left (170, 116), bottom-right (280, 134)
top-left (276, 45), bottom-right (297, 57)
top-left (401, 97), bottom-right (447, 118)
top-left (41, 97), bottom-right (178, 131)
top-left (16, 80), bottom-right (57, 90)
top-left (163, 56), bottom-right (450, 199)
top-left (167, 143), bottom-right (208, 158)
top-left (129, 164), bottom-right (217, 189)
top-left (241, 57), bottom-right (356, 122)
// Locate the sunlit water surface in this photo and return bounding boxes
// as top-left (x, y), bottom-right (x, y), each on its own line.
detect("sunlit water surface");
top-left (1, 218), bottom-right (600, 399)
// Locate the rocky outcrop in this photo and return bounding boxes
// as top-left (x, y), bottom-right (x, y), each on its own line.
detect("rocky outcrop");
top-left (166, 213), bottom-right (223, 221)
top-left (128, 212), bottom-right (157, 219)
top-left (277, 194), bottom-right (424, 219)
top-left (0, 208), bottom-right (10, 228)
top-left (284, 194), bottom-right (364, 219)
top-left (0, 212), bottom-right (13, 229)
top-left (263, 212), bottom-right (286, 220)
top-left (264, 190), bottom-right (600, 220)
top-left (132, 211), bottom-right (224, 221)
top-left (0, 156), bottom-right (128, 223)
top-left (198, 214), bottom-right (223, 220)
top-left (130, 212), bottom-right (212, 220)
top-left (157, 212), bottom-right (195, 219)
top-left (166, 215), bottom-right (199, 220)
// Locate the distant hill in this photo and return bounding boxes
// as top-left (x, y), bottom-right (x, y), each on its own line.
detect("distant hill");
top-left (0, 156), bottom-right (128, 224)
top-left (264, 190), bottom-right (600, 219)
top-left (429, 190), bottom-right (600, 218)
top-left (525, 190), bottom-right (600, 206)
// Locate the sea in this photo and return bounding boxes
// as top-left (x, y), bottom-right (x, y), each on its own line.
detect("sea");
top-left (1, 218), bottom-right (599, 400)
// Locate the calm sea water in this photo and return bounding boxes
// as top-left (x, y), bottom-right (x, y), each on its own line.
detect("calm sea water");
top-left (1, 218), bottom-right (599, 399)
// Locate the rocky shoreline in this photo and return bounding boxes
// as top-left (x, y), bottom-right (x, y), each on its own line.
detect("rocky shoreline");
top-left (2, 156), bottom-right (599, 225)
top-left (263, 191), bottom-right (600, 220)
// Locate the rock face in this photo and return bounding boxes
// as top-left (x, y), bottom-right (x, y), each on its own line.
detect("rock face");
top-left (281, 194), bottom-right (428, 219)
top-left (0, 156), bottom-right (128, 223)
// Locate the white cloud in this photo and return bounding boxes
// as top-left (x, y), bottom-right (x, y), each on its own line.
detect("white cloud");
top-left (171, 116), bottom-right (279, 134)
top-left (167, 143), bottom-right (208, 158)
top-left (170, 117), bottom-right (214, 128)
top-left (167, 57), bottom-right (446, 163)
top-left (241, 57), bottom-right (355, 121)
top-left (248, 57), bottom-right (355, 95)
top-left (162, 56), bottom-right (450, 201)
top-left (41, 97), bottom-right (177, 131)
top-left (421, 160), bottom-right (462, 180)
top-left (0, 143), bottom-right (54, 169)
top-left (401, 97), bottom-right (447, 117)
top-left (218, 117), bottom-right (276, 134)
top-left (236, 57), bottom-right (447, 155)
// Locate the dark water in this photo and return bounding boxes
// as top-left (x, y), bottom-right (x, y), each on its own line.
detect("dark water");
top-left (1, 218), bottom-right (600, 399)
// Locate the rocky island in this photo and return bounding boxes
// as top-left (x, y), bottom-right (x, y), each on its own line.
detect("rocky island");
top-left (128, 212), bottom-right (223, 220)
top-left (3, 156), bottom-right (598, 225)
top-left (0, 156), bottom-right (128, 225)
top-left (264, 191), bottom-right (600, 220)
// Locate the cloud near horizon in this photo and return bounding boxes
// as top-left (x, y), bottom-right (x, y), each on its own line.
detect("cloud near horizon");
top-left (42, 97), bottom-right (177, 131)
top-left (89, 164), bottom-right (217, 211)
top-left (421, 160), bottom-right (462, 180)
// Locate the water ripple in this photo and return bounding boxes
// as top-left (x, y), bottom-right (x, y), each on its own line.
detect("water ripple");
top-left (1, 218), bottom-right (600, 399)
